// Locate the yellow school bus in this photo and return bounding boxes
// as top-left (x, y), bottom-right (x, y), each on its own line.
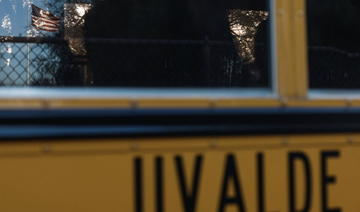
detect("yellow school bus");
top-left (0, 0), bottom-right (360, 211)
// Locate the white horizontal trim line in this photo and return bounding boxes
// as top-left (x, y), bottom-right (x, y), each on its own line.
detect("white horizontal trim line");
top-left (0, 87), bottom-right (276, 99)
top-left (309, 89), bottom-right (360, 99)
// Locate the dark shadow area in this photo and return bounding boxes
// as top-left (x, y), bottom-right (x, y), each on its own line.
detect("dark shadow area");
top-left (82, 0), bottom-right (270, 87)
top-left (308, 0), bottom-right (360, 89)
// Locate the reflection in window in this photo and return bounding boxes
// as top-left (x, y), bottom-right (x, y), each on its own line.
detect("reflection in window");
top-left (229, 10), bottom-right (268, 64)
top-left (0, 0), bottom-right (271, 88)
top-left (65, 3), bottom-right (92, 56)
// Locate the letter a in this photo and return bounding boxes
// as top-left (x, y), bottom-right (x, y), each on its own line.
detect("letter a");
top-left (218, 154), bottom-right (246, 212)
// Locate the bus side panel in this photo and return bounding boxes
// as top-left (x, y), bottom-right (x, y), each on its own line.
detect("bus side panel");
top-left (0, 136), bottom-right (357, 212)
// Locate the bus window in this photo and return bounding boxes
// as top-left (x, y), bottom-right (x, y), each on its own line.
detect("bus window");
top-left (307, 0), bottom-right (360, 89)
top-left (0, 0), bottom-right (273, 89)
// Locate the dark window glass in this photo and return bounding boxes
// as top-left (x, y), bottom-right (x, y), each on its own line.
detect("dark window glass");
top-left (308, 0), bottom-right (360, 89)
top-left (0, 0), bottom-right (271, 88)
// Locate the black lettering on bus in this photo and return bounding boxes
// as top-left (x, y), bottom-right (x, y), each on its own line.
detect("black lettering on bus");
top-left (257, 153), bottom-right (265, 212)
top-left (288, 152), bottom-right (312, 212)
top-left (218, 154), bottom-right (246, 212)
top-left (155, 156), bottom-right (164, 212)
top-left (175, 155), bottom-right (203, 212)
top-left (321, 151), bottom-right (342, 212)
top-left (134, 157), bottom-right (143, 212)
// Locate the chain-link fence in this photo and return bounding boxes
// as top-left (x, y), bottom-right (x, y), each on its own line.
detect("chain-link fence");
top-left (0, 36), bottom-right (270, 87)
top-left (0, 37), bottom-right (85, 86)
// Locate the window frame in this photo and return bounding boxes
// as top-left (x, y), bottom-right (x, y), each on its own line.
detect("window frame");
top-left (0, 0), bottom-right (291, 109)
top-left (290, 0), bottom-right (360, 107)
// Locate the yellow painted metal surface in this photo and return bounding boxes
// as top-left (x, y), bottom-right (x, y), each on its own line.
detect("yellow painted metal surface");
top-left (292, 0), bottom-right (308, 99)
top-left (276, 0), bottom-right (309, 100)
top-left (1, 98), bottom-right (360, 109)
top-left (0, 135), bottom-right (358, 212)
top-left (214, 99), bottom-right (282, 108)
top-left (136, 99), bottom-right (212, 108)
top-left (276, 0), bottom-right (297, 99)
top-left (0, 99), bottom-right (46, 109)
top-left (46, 99), bottom-right (132, 108)
top-left (285, 99), bottom-right (348, 107)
